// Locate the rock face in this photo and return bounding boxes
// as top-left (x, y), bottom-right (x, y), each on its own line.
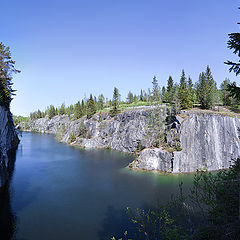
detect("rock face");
top-left (22, 108), bottom-right (164, 153)
top-left (20, 108), bottom-right (240, 173)
top-left (173, 113), bottom-right (240, 173)
top-left (0, 106), bottom-right (19, 187)
top-left (131, 148), bottom-right (172, 171)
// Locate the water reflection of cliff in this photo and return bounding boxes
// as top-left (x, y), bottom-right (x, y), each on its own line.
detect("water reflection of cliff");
top-left (0, 151), bottom-right (17, 240)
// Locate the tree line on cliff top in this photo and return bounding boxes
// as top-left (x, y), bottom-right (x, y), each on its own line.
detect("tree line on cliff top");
top-left (29, 65), bottom-right (238, 121)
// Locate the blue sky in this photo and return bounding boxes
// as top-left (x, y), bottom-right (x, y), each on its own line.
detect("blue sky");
top-left (2, 0), bottom-right (239, 116)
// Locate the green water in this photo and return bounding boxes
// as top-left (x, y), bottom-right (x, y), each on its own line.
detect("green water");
top-left (0, 132), bottom-right (193, 240)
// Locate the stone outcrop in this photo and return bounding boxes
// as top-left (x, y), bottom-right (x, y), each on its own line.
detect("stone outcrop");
top-left (0, 106), bottom-right (19, 187)
top-left (20, 108), bottom-right (164, 153)
top-left (173, 112), bottom-right (240, 173)
top-left (131, 148), bottom-right (172, 172)
top-left (19, 108), bottom-right (240, 173)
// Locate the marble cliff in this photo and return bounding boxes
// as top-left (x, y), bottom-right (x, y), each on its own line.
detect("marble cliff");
top-left (18, 108), bottom-right (240, 173)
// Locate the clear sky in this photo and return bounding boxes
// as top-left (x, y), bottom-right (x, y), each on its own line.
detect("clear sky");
top-left (2, 0), bottom-right (239, 116)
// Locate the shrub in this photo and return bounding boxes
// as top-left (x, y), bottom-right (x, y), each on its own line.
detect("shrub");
top-left (68, 133), bottom-right (76, 143)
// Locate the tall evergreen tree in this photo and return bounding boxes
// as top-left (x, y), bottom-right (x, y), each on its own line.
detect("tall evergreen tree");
top-left (87, 94), bottom-right (96, 119)
top-left (196, 66), bottom-right (217, 109)
top-left (220, 78), bottom-right (232, 106)
top-left (187, 76), bottom-right (195, 104)
top-left (59, 103), bottom-right (66, 115)
top-left (152, 76), bottom-right (159, 101)
top-left (166, 76), bottom-right (174, 103)
top-left (48, 105), bottom-right (56, 119)
top-left (127, 91), bottom-right (134, 104)
top-left (139, 89), bottom-right (144, 101)
top-left (0, 42), bottom-right (20, 108)
top-left (161, 86), bottom-right (166, 102)
top-left (97, 94), bottom-right (105, 110)
top-left (81, 99), bottom-right (86, 115)
top-left (110, 87), bottom-right (120, 116)
top-left (74, 101), bottom-right (83, 119)
top-left (178, 70), bottom-right (193, 109)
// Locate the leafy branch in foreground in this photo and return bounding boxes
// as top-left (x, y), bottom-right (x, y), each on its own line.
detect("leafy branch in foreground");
top-left (113, 159), bottom-right (240, 240)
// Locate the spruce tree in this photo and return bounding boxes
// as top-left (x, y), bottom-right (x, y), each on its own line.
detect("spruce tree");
top-left (205, 65), bottom-right (217, 108)
top-left (140, 89), bottom-right (144, 101)
top-left (127, 91), bottom-right (134, 104)
top-left (224, 8), bottom-right (240, 99)
top-left (110, 87), bottom-right (120, 116)
top-left (97, 94), bottom-right (105, 110)
top-left (196, 66), bottom-right (217, 109)
top-left (166, 76), bottom-right (174, 103)
top-left (220, 78), bottom-right (232, 106)
top-left (87, 94), bottom-right (96, 119)
top-left (161, 86), bottom-right (166, 102)
top-left (152, 76), bottom-right (159, 101)
top-left (59, 103), bottom-right (66, 115)
top-left (74, 101), bottom-right (83, 119)
top-left (48, 105), bottom-right (56, 119)
top-left (81, 99), bottom-right (86, 115)
top-left (178, 70), bottom-right (193, 109)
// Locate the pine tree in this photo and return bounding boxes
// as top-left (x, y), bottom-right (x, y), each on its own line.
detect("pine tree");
top-left (0, 42), bottom-right (20, 108)
top-left (110, 87), bottom-right (120, 116)
top-left (87, 94), bottom-right (96, 119)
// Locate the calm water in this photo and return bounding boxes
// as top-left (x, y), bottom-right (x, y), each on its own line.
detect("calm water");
top-left (0, 132), bottom-right (193, 240)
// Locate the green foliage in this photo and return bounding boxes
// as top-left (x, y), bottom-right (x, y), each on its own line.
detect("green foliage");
top-left (68, 133), bottom-right (76, 143)
top-left (59, 103), bottom-right (66, 115)
top-left (74, 101), bottom-right (83, 120)
top-left (152, 76), bottom-right (160, 102)
top-left (87, 94), bottom-right (96, 119)
top-left (13, 115), bottom-right (29, 125)
top-left (220, 78), bottom-right (232, 106)
top-left (165, 76), bottom-right (174, 103)
top-left (47, 105), bottom-right (57, 119)
top-left (178, 70), bottom-right (193, 109)
top-left (30, 109), bottom-right (44, 120)
top-left (196, 66), bottom-right (217, 109)
top-left (78, 121), bottom-right (87, 138)
top-left (127, 91), bottom-right (134, 104)
top-left (98, 94), bottom-right (105, 110)
top-left (224, 11), bottom-right (240, 100)
top-left (225, 31), bottom-right (240, 76)
top-left (110, 87), bottom-right (121, 116)
top-left (115, 159), bottom-right (240, 240)
top-left (0, 42), bottom-right (20, 108)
